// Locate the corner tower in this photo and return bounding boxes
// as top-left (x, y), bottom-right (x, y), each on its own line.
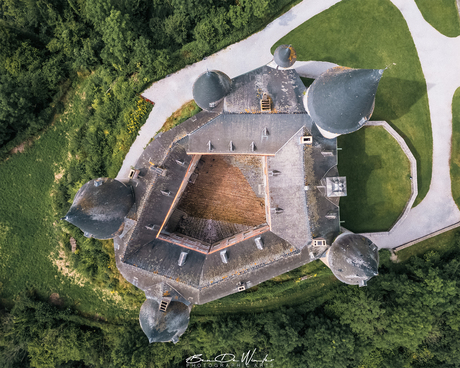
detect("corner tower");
top-left (305, 67), bottom-right (384, 139)
top-left (63, 178), bottom-right (134, 239)
top-left (192, 70), bottom-right (232, 111)
top-left (273, 44), bottom-right (297, 68)
top-left (322, 232), bottom-right (379, 286)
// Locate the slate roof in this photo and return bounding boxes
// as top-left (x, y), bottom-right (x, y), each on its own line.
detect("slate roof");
top-left (63, 60), bottom-right (388, 344)
top-left (224, 66), bottom-right (306, 113)
top-left (64, 178), bottom-right (134, 239)
top-left (327, 233), bottom-right (379, 286)
top-left (192, 71), bottom-right (232, 111)
top-left (274, 44), bottom-right (297, 68)
top-left (306, 67), bottom-right (384, 135)
top-left (186, 113), bottom-right (309, 155)
top-left (267, 128), bottom-right (311, 249)
top-left (139, 299), bottom-right (190, 343)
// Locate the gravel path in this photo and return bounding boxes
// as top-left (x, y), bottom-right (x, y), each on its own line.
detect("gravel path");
top-left (365, 0), bottom-right (460, 248)
top-left (117, 0), bottom-right (460, 250)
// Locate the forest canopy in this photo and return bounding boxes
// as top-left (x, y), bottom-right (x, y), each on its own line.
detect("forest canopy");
top-left (0, 0), bottom-right (296, 154)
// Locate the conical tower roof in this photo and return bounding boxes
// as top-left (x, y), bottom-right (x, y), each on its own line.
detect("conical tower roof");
top-left (274, 44), bottom-right (297, 68)
top-left (192, 70), bottom-right (232, 111)
top-left (63, 178), bottom-right (134, 239)
top-left (327, 233), bottom-right (379, 286)
top-left (139, 299), bottom-right (190, 344)
top-left (306, 67), bottom-right (384, 135)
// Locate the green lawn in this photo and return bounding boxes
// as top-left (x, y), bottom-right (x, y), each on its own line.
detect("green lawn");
top-left (338, 126), bottom-right (411, 232)
top-left (415, 0), bottom-right (460, 37)
top-left (273, 0), bottom-right (432, 208)
top-left (0, 116), bottom-right (137, 320)
top-left (0, 73), bottom-right (152, 321)
top-left (396, 228), bottom-right (460, 262)
top-left (451, 87), bottom-right (460, 210)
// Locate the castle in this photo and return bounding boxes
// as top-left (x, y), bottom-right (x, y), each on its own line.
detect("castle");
top-left (63, 45), bottom-right (381, 343)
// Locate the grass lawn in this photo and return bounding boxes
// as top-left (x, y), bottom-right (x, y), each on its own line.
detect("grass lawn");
top-left (415, 0), bottom-right (460, 37)
top-left (338, 126), bottom-right (411, 232)
top-left (273, 0), bottom-right (432, 208)
top-left (157, 100), bottom-right (201, 134)
top-left (451, 87), bottom-right (460, 210)
top-left (0, 117), bottom-right (137, 320)
top-left (0, 73), bottom-right (153, 321)
top-left (396, 227), bottom-right (460, 262)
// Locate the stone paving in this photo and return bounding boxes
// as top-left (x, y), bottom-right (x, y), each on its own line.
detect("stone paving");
top-left (118, 0), bottom-right (460, 250)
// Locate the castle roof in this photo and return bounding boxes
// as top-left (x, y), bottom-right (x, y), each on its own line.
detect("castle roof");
top-left (306, 67), bottom-right (384, 135)
top-left (73, 61), bottom-right (388, 344)
top-left (192, 70), bottom-right (232, 111)
top-left (64, 178), bottom-right (133, 239)
top-left (139, 299), bottom-right (190, 343)
top-left (274, 44), bottom-right (297, 68)
top-left (327, 233), bottom-right (379, 286)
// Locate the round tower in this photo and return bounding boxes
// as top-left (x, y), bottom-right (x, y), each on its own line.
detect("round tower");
top-left (273, 44), bottom-right (297, 68)
top-left (326, 233), bottom-right (379, 286)
top-left (304, 67), bottom-right (384, 139)
top-left (63, 178), bottom-right (134, 239)
top-left (192, 70), bottom-right (232, 111)
top-left (139, 298), bottom-right (190, 344)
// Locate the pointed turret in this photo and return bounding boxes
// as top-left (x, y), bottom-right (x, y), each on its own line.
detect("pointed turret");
top-left (63, 178), bottom-right (134, 239)
top-left (325, 233), bottom-right (379, 286)
top-left (274, 44), bottom-right (297, 68)
top-left (192, 70), bottom-right (232, 111)
top-left (139, 299), bottom-right (190, 344)
top-left (305, 67), bottom-right (384, 138)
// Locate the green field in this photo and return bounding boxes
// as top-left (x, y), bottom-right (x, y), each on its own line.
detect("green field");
top-left (415, 0), bottom-right (460, 37)
top-left (0, 112), bottom-right (137, 319)
top-left (273, 0), bottom-right (432, 208)
top-left (0, 72), bottom-right (152, 320)
top-left (451, 88), bottom-right (460, 210)
top-left (338, 126), bottom-right (411, 232)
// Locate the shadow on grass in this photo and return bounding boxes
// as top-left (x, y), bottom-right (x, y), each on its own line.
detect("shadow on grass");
top-left (375, 77), bottom-right (427, 120)
top-left (339, 129), bottom-right (384, 232)
top-left (373, 77), bottom-right (428, 203)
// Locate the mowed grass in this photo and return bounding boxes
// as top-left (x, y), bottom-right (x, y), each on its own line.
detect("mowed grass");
top-left (273, 0), bottom-right (432, 207)
top-left (338, 126), bottom-right (411, 232)
top-left (396, 228), bottom-right (460, 263)
top-left (451, 87), bottom-right (460, 209)
top-left (415, 0), bottom-right (460, 37)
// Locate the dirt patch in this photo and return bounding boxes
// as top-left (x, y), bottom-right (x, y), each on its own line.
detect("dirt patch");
top-left (54, 171), bottom-right (64, 182)
top-left (9, 139), bottom-right (33, 155)
top-left (50, 243), bottom-right (86, 287)
top-left (49, 293), bottom-right (64, 306)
